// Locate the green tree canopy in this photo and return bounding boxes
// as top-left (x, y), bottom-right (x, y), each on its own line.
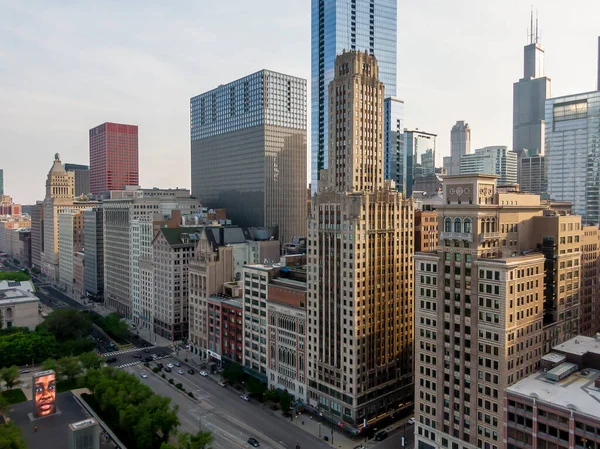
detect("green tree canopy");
top-left (280, 389), bottom-right (291, 413)
top-left (36, 309), bottom-right (92, 342)
top-left (246, 377), bottom-right (266, 397)
top-left (56, 356), bottom-right (82, 382)
top-left (0, 366), bottom-right (20, 391)
top-left (160, 431), bottom-right (214, 449)
top-left (0, 422), bottom-right (27, 449)
top-left (222, 362), bottom-right (245, 384)
top-left (100, 313), bottom-right (129, 340)
top-left (0, 331), bottom-right (57, 368)
top-left (79, 351), bottom-right (104, 370)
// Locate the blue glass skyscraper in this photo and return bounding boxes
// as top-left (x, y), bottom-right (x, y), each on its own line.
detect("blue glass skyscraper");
top-left (311, 0), bottom-right (398, 194)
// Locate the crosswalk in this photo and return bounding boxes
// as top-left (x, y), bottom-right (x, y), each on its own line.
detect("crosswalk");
top-left (101, 346), bottom-right (150, 357)
top-left (115, 354), bottom-right (171, 369)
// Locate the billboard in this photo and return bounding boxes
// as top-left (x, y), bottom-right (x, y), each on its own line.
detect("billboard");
top-left (32, 370), bottom-right (56, 418)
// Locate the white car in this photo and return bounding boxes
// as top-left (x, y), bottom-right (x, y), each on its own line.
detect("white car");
top-left (240, 395), bottom-right (250, 401)
top-left (177, 369), bottom-right (184, 375)
top-left (167, 363), bottom-right (174, 368)
top-left (199, 371), bottom-right (208, 377)
top-left (407, 418), bottom-right (415, 425)
top-left (140, 373), bottom-right (148, 379)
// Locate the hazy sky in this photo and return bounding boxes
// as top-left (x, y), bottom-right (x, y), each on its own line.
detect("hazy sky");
top-left (1, 0), bottom-right (598, 205)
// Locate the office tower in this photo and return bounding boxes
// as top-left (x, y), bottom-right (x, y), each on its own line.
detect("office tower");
top-left (579, 226), bottom-right (600, 337)
top-left (30, 201), bottom-right (43, 269)
top-left (413, 174), bottom-right (589, 449)
top-left (512, 13), bottom-right (551, 154)
top-left (516, 150), bottom-right (547, 195)
top-left (311, 0), bottom-right (398, 194)
top-left (384, 98), bottom-right (405, 188)
top-left (597, 36), bottom-right (600, 90)
top-left (102, 187), bottom-right (200, 318)
top-left (307, 51), bottom-right (414, 432)
top-left (65, 164), bottom-right (91, 197)
top-left (83, 208), bottom-right (104, 302)
top-left (40, 154), bottom-right (97, 280)
top-left (546, 91), bottom-right (600, 224)
top-left (89, 122), bottom-right (139, 195)
top-left (0, 169), bottom-right (3, 195)
top-left (58, 210), bottom-right (84, 293)
top-left (190, 70), bottom-right (307, 244)
top-left (404, 130), bottom-right (437, 196)
top-left (505, 336), bottom-right (600, 449)
top-left (444, 121), bottom-right (471, 176)
top-left (460, 146), bottom-right (518, 185)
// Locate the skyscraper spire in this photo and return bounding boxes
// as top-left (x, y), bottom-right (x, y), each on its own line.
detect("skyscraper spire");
top-left (529, 6), bottom-right (534, 44)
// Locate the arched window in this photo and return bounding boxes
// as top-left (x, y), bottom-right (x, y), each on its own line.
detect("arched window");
top-left (5, 308), bottom-right (12, 320)
top-left (444, 217), bottom-right (452, 233)
top-left (464, 218), bottom-right (472, 234)
top-left (454, 218), bottom-right (462, 233)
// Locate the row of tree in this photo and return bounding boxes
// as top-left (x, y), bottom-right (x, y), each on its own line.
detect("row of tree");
top-left (0, 309), bottom-right (96, 368)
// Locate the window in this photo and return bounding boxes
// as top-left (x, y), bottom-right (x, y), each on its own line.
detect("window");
top-left (464, 218), bottom-right (472, 233)
top-left (445, 218), bottom-right (452, 233)
top-left (454, 218), bottom-right (462, 233)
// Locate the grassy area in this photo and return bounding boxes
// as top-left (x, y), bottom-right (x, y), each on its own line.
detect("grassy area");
top-left (1, 389), bottom-right (27, 404)
top-left (0, 271), bottom-right (30, 282)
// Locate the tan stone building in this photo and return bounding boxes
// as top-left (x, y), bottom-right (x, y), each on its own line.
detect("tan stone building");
top-left (416, 210), bottom-right (439, 252)
top-left (307, 51), bottom-right (414, 433)
top-left (58, 209), bottom-right (84, 294)
top-left (414, 174), bottom-right (593, 449)
top-left (580, 225), bottom-right (600, 337)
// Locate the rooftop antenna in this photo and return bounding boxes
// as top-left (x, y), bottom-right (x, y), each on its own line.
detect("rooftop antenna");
top-left (535, 9), bottom-right (539, 44)
top-left (529, 6), bottom-right (534, 44)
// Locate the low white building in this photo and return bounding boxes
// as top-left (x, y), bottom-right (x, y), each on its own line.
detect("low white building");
top-left (0, 287), bottom-right (41, 330)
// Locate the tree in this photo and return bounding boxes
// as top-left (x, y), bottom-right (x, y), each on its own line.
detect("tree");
top-left (0, 366), bottom-right (20, 391)
top-left (100, 313), bottom-right (128, 340)
top-left (56, 356), bottom-right (82, 382)
top-left (160, 431), bottom-right (214, 449)
top-left (79, 351), bottom-right (104, 370)
top-left (280, 389), bottom-right (291, 414)
top-left (42, 358), bottom-right (57, 371)
top-left (0, 394), bottom-right (9, 415)
top-left (0, 422), bottom-right (27, 449)
top-left (37, 309), bottom-right (92, 342)
top-left (222, 362), bottom-right (245, 384)
top-left (246, 377), bottom-right (265, 397)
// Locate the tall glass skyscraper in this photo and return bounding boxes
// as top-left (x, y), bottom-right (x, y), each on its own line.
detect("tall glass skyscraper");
top-left (384, 98), bottom-right (404, 190)
top-left (311, 0), bottom-right (397, 194)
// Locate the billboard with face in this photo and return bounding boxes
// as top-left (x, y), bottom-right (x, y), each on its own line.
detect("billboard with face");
top-left (32, 370), bottom-right (56, 417)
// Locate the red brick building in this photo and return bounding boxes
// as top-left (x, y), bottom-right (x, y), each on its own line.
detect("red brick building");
top-left (89, 122), bottom-right (138, 195)
top-left (207, 296), bottom-right (243, 365)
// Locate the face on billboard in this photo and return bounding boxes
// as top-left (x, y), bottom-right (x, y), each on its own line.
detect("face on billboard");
top-left (33, 371), bottom-right (56, 417)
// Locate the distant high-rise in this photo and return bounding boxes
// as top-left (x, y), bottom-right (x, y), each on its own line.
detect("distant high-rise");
top-left (308, 51), bottom-right (414, 433)
top-left (460, 146), bottom-right (518, 185)
top-left (190, 70), bottom-right (307, 244)
top-left (384, 97), bottom-right (404, 189)
top-left (404, 130), bottom-right (437, 196)
top-left (89, 122), bottom-right (138, 195)
top-left (311, 0), bottom-right (398, 194)
top-left (512, 13), bottom-right (551, 154)
top-left (0, 169), bottom-right (3, 195)
top-left (597, 36), bottom-right (600, 90)
top-left (445, 120), bottom-right (471, 175)
top-left (65, 164), bottom-right (90, 197)
top-left (546, 91), bottom-right (600, 225)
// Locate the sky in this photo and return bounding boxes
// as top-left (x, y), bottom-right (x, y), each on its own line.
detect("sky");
top-left (0, 0), bottom-right (599, 205)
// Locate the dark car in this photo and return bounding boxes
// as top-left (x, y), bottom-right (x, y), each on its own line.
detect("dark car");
top-left (375, 431), bottom-right (388, 441)
top-left (164, 366), bottom-right (172, 372)
top-left (106, 357), bottom-right (117, 364)
top-left (157, 363), bottom-right (164, 369)
top-left (133, 354), bottom-right (142, 359)
top-left (144, 356), bottom-right (153, 362)
top-left (247, 438), bottom-right (260, 447)
top-left (188, 369), bottom-right (195, 375)
top-left (174, 361), bottom-right (181, 367)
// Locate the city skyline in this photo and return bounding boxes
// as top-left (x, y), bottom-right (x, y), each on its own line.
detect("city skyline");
top-left (1, 1), bottom-right (599, 204)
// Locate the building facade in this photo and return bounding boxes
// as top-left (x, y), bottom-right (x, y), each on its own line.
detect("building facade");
top-left (512, 17), bottom-right (551, 154)
top-left (89, 122), bottom-right (139, 195)
top-left (267, 268), bottom-right (308, 402)
top-left (310, 0), bottom-right (397, 194)
top-left (460, 146), bottom-right (518, 186)
top-left (516, 150), bottom-right (547, 196)
top-left (206, 296), bottom-right (244, 366)
top-left (102, 188), bottom-right (200, 317)
top-left (0, 287), bottom-right (41, 330)
top-left (0, 168), bottom-right (3, 195)
top-left (30, 201), bottom-right (43, 270)
top-left (545, 91), bottom-right (600, 225)
top-left (83, 208), bottom-right (104, 301)
top-left (415, 210), bottom-right (439, 252)
top-left (404, 130), bottom-right (437, 197)
top-left (65, 163), bottom-right (91, 197)
top-left (384, 97), bottom-right (405, 189)
top-left (190, 70), bottom-right (307, 245)
top-left (58, 210), bottom-right (84, 293)
top-left (307, 51), bottom-right (414, 433)
top-left (580, 226), bottom-right (600, 337)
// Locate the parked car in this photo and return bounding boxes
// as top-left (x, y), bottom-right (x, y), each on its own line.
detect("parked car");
top-left (247, 438), bottom-right (260, 447)
top-left (375, 431), bottom-right (388, 441)
top-left (140, 373), bottom-right (148, 379)
top-left (240, 395), bottom-right (250, 402)
top-left (164, 367), bottom-right (172, 373)
top-left (177, 369), bottom-right (184, 375)
top-left (199, 371), bottom-right (208, 377)
top-left (407, 418), bottom-right (415, 425)
top-left (187, 369), bottom-right (195, 375)
top-left (174, 361), bottom-right (181, 367)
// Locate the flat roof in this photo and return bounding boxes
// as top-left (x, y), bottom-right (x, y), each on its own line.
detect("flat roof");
top-left (506, 369), bottom-right (600, 419)
top-left (542, 353), bottom-right (567, 364)
top-left (553, 336), bottom-right (600, 357)
top-left (547, 362), bottom-right (577, 378)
